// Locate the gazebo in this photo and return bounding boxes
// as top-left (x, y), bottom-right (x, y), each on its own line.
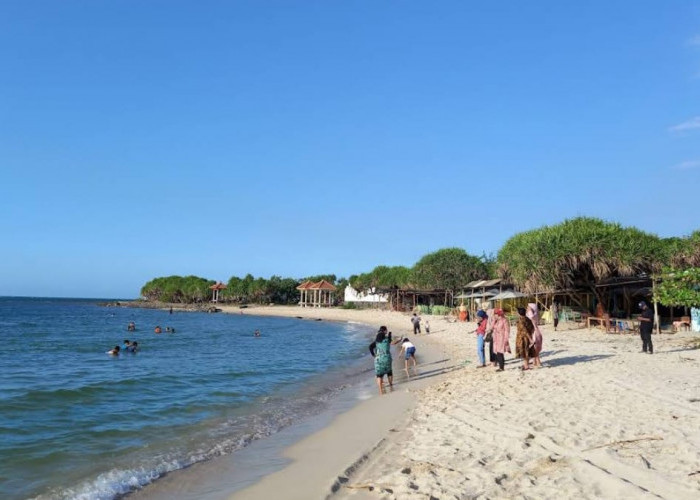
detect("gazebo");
top-left (209, 282), bottom-right (227, 303)
top-left (297, 280), bottom-right (337, 307)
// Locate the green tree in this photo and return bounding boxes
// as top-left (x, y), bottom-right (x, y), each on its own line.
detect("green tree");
top-left (412, 248), bottom-right (488, 291)
top-left (497, 217), bottom-right (665, 304)
top-left (655, 267), bottom-right (700, 308)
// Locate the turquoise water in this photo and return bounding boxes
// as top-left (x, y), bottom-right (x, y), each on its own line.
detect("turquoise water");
top-left (0, 298), bottom-right (374, 500)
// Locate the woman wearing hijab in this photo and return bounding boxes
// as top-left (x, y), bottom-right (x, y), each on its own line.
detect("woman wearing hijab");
top-left (526, 303), bottom-right (543, 368)
top-left (492, 308), bottom-right (511, 371)
top-left (485, 307), bottom-right (497, 367)
top-left (475, 310), bottom-right (488, 367)
top-left (515, 307), bottom-right (535, 370)
top-left (369, 326), bottom-right (394, 395)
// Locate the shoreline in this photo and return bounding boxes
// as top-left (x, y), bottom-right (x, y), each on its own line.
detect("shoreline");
top-left (124, 304), bottom-right (700, 499)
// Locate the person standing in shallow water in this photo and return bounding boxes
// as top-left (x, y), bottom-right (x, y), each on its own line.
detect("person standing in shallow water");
top-left (515, 307), bottom-right (535, 370)
top-left (638, 301), bottom-right (654, 354)
top-left (369, 326), bottom-right (394, 395)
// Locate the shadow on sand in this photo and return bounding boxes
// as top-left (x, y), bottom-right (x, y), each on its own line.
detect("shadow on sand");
top-left (544, 354), bottom-right (613, 367)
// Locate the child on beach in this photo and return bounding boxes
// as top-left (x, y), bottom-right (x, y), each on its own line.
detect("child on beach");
top-left (425, 320), bottom-right (430, 334)
top-left (399, 338), bottom-right (417, 375)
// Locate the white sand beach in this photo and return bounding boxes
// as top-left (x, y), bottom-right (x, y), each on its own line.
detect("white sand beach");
top-left (219, 305), bottom-right (700, 500)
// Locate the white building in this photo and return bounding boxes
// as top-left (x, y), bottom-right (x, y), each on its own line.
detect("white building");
top-left (344, 285), bottom-right (388, 304)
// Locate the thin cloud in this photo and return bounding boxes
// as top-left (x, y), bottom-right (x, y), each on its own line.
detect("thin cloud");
top-left (672, 160), bottom-right (700, 170)
top-left (689, 35), bottom-right (700, 46)
top-left (669, 116), bottom-right (700, 133)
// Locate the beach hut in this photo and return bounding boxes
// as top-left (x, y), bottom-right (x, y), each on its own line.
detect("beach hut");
top-left (297, 280), bottom-right (337, 307)
top-left (209, 282), bottom-right (227, 303)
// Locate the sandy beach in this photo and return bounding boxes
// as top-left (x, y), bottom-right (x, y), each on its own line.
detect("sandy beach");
top-left (216, 305), bottom-right (700, 500)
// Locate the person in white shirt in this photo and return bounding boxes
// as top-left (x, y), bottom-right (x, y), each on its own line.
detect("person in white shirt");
top-left (399, 338), bottom-right (417, 375)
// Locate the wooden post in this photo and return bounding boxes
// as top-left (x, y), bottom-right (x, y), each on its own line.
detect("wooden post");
top-left (652, 277), bottom-right (660, 335)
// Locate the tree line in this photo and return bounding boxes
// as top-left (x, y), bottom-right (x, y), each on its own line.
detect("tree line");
top-left (139, 217), bottom-right (700, 308)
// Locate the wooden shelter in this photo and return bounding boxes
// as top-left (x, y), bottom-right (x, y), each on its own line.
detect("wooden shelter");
top-left (297, 280), bottom-right (337, 307)
top-left (209, 282), bottom-right (227, 303)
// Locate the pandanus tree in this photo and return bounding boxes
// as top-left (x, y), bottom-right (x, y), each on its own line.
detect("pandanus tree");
top-left (497, 217), bottom-right (665, 307)
top-left (350, 265), bottom-right (413, 291)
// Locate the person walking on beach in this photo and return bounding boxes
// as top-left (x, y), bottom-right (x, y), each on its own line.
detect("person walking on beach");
top-left (526, 303), bottom-right (543, 367)
top-left (492, 308), bottom-right (511, 371)
top-left (475, 310), bottom-right (488, 368)
top-left (425, 320), bottom-right (430, 334)
top-left (486, 307), bottom-right (497, 367)
top-left (411, 313), bottom-right (422, 334)
top-left (551, 301), bottom-right (560, 331)
top-left (638, 301), bottom-right (654, 354)
top-left (369, 326), bottom-right (394, 395)
top-left (515, 307), bottom-right (535, 370)
top-left (399, 337), bottom-right (417, 375)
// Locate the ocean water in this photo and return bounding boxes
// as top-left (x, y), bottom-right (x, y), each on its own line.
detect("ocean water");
top-left (0, 297), bottom-right (375, 500)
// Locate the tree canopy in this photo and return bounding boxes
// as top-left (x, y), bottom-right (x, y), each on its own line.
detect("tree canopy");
top-left (655, 267), bottom-right (700, 308)
top-left (411, 248), bottom-right (489, 291)
top-left (350, 265), bottom-right (413, 291)
top-left (140, 275), bottom-right (215, 303)
top-left (497, 217), bottom-right (665, 298)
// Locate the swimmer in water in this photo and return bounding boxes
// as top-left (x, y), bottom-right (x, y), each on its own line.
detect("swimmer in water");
top-left (154, 326), bottom-right (162, 334)
top-left (123, 339), bottom-right (131, 349)
top-left (254, 329), bottom-right (261, 337)
top-left (127, 341), bottom-right (139, 353)
top-left (108, 345), bottom-right (120, 356)
top-left (127, 322), bottom-right (136, 332)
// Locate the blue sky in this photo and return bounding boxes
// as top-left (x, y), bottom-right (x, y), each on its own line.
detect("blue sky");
top-left (1, 1), bottom-right (699, 298)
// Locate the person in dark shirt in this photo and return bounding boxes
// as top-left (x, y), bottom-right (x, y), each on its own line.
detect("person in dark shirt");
top-left (638, 301), bottom-right (654, 354)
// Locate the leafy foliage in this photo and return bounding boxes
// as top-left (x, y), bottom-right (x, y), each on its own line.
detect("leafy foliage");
top-left (140, 275), bottom-right (215, 303)
top-left (497, 217), bottom-right (665, 294)
top-left (350, 266), bottom-right (412, 291)
top-left (412, 248), bottom-right (489, 291)
top-left (655, 267), bottom-right (700, 308)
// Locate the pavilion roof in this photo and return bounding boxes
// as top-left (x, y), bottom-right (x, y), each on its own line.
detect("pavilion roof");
top-left (312, 280), bottom-right (337, 291)
top-left (296, 281), bottom-right (315, 290)
top-left (209, 282), bottom-right (227, 290)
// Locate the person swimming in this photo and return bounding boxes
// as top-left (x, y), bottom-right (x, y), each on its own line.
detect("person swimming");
top-left (127, 322), bottom-right (136, 332)
top-left (254, 329), bottom-right (261, 337)
top-left (126, 341), bottom-right (139, 353)
top-left (154, 326), bottom-right (162, 334)
top-left (107, 345), bottom-right (120, 356)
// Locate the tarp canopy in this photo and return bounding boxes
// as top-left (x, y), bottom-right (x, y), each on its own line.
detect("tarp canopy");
top-left (490, 290), bottom-right (528, 301)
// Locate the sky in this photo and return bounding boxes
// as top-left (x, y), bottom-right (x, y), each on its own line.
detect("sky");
top-left (1, 1), bottom-right (699, 298)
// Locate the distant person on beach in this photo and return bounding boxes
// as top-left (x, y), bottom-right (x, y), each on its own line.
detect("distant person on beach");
top-left (425, 320), bottom-right (430, 334)
top-left (516, 307), bottom-right (535, 370)
top-left (411, 313), bottom-right (421, 334)
top-left (399, 337), bottom-right (417, 374)
top-left (458, 303), bottom-right (468, 322)
top-left (475, 310), bottom-right (488, 367)
top-left (526, 303), bottom-right (543, 368)
top-left (551, 301), bottom-right (560, 331)
top-left (369, 326), bottom-right (393, 395)
top-left (486, 307), bottom-right (496, 367)
top-left (492, 309), bottom-right (511, 371)
top-left (107, 345), bottom-right (120, 356)
top-left (638, 301), bottom-right (654, 354)
top-left (169, 307), bottom-right (173, 315)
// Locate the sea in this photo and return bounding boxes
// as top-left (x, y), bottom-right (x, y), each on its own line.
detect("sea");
top-left (0, 297), bottom-right (376, 500)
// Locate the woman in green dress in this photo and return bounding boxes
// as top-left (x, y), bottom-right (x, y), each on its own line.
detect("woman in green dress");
top-left (369, 326), bottom-right (394, 395)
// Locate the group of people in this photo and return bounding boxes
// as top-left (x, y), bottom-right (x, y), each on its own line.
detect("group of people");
top-left (473, 303), bottom-right (544, 371)
top-left (410, 313), bottom-right (430, 334)
top-left (107, 339), bottom-right (139, 356)
top-left (153, 325), bottom-right (175, 334)
top-left (368, 326), bottom-right (418, 395)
